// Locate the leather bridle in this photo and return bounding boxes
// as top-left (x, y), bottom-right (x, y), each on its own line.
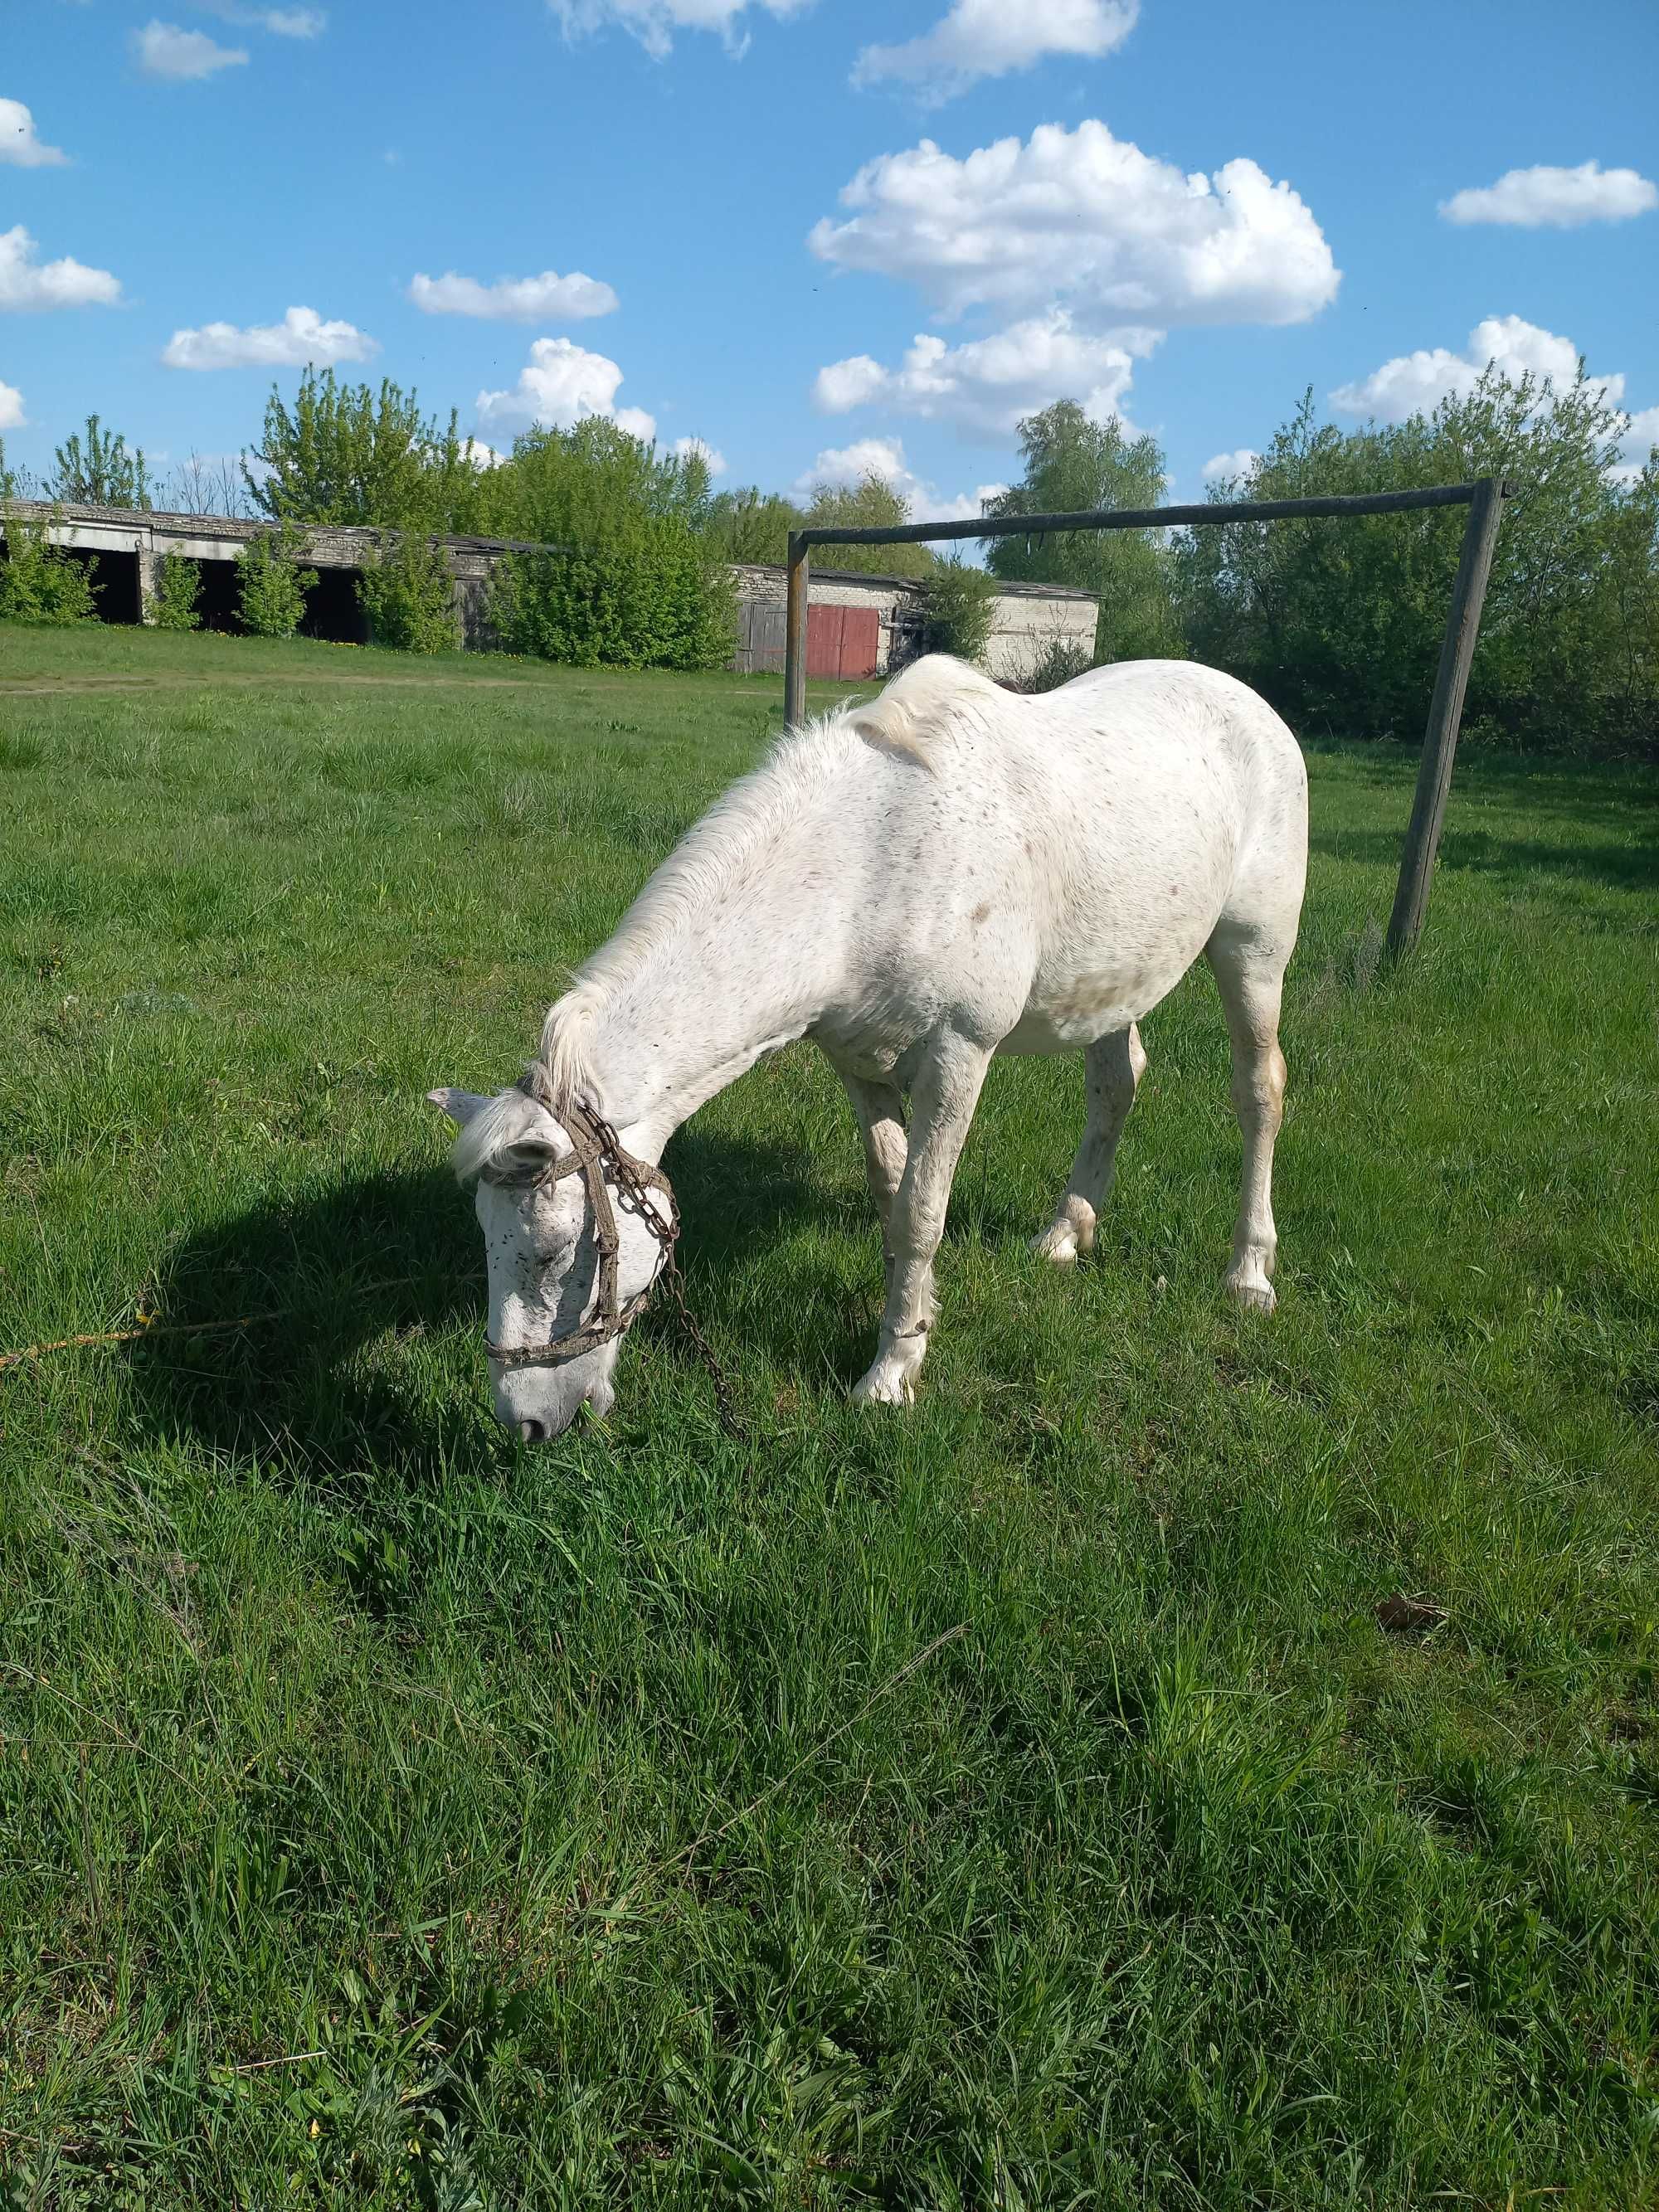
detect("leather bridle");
top-left (480, 1067), bottom-right (679, 1371)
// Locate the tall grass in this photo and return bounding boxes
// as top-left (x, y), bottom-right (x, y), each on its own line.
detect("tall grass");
top-left (0, 626), bottom-right (1655, 2207)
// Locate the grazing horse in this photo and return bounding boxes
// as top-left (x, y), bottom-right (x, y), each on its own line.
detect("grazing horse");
top-left (431, 654), bottom-right (1308, 1441)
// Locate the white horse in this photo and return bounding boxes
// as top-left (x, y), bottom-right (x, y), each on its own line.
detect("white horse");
top-left (431, 654), bottom-right (1308, 1442)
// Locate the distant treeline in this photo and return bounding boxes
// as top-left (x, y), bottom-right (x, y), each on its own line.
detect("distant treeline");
top-left (3, 364), bottom-right (1655, 747)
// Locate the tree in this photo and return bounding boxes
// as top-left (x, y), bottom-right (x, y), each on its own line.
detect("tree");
top-left (1170, 371), bottom-right (1659, 751)
top-left (244, 370), bottom-right (475, 531)
top-left (983, 403), bottom-right (1182, 661)
top-left (46, 414), bottom-right (153, 510)
top-left (801, 474), bottom-right (933, 578)
top-left (703, 486), bottom-right (805, 566)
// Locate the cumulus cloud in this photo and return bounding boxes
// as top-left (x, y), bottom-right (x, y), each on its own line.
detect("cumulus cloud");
top-left (0, 224), bottom-right (122, 310)
top-left (815, 312), bottom-right (1155, 440)
top-left (1330, 314), bottom-right (1608, 421)
top-left (162, 304), bottom-right (376, 369)
top-left (0, 98), bottom-right (69, 168)
top-left (791, 434), bottom-right (1005, 524)
top-left (674, 435), bottom-right (727, 476)
top-left (1440, 160), bottom-right (1657, 229)
top-left (460, 436), bottom-right (507, 469)
top-left (1201, 447), bottom-right (1258, 484)
top-left (855, 0), bottom-right (1136, 102)
top-left (131, 21), bottom-right (249, 78)
top-left (476, 336), bottom-right (655, 441)
top-left (408, 268), bottom-right (618, 321)
top-left (0, 378), bottom-right (25, 430)
top-left (810, 121), bottom-right (1339, 328)
top-left (547, 0), bottom-right (811, 61)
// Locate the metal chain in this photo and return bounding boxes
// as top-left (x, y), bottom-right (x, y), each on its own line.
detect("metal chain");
top-left (586, 1111), bottom-right (747, 1442)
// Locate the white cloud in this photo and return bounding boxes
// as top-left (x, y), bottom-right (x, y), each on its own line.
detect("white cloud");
top-left (791, 434), bottom-right (1005, 524)
top-left (815, 311), bottom-right (1155, 439)
top-left (460, 436), bottom-right (507, 469)
top-left (131, 21), bottom-right (249, 78)
top-left (0, 224), bottom-right (122, 310)
top-left (408, 268), bottom-right (618, 321)
top-left (0, 98), bottom-right (69, 168)
top-left (162, 304), bottom-right (376, 369)
top-left (810, 120), bottom-right (1339, 328)
top-left (674, 435), bottom-right (727, 476)
top-left (1440, 161), bottom-right (1657, 229)
top-left (196, 1), bottom-right (328, 31)
top-left (0, 378), bottom-right (26, 430)
top-left (548, 0), bottom-right (811, 61)
top-left (1201, 447), bottom-right (1258, 484)
top-left (1330, 314), bottom-right (1608, 422)
top-left (855, 0), bottom-right (1136, 102)
top-left (476, 336), bottom-right (655, 441)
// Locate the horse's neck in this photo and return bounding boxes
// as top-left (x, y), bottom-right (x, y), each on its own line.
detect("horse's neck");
top-left (588, 894), bottom-right (834, 1160)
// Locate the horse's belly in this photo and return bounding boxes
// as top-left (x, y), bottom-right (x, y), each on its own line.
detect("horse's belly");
top-left (1000, 936), bottom-right (1208, 1053)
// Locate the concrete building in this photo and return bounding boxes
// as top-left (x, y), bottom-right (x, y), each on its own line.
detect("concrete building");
top-left (0, 501), bottom-right (1098, 685)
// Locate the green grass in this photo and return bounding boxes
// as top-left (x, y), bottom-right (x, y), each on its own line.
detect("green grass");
top-left (1, 624), bottom-right (1657, 2210)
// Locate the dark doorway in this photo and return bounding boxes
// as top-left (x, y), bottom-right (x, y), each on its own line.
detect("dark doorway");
top-left (300, 566), bottom-right (367, 645)
top-left (195, 557), bottom-right (241, 634)
top-left (72, 546), bottom-right (141, 625)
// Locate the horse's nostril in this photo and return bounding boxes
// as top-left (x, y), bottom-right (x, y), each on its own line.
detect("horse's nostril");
top-left (517, 1418), bottom-right (547, 1445)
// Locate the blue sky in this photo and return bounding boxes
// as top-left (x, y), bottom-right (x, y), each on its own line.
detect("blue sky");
top-left (4, 0), bottom-right (1657, 516)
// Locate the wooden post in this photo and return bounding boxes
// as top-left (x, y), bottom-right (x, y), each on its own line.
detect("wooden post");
top-left (784, 531), bottom-right (810, 727)
top-left (1385, 477), bottom-right (1506, 960)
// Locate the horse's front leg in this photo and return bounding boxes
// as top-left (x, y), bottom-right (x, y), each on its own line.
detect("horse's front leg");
top-left (838, 1069), bottom-right (908, 1298)
top-left (853, 1031), bottom-right (991, 1407)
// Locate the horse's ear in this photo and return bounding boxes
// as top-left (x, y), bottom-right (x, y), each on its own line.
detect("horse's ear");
top-left (427, 1087), bottom-right (492, 1126)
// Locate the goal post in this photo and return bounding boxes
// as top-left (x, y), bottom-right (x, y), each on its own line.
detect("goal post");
top-left (783, 477), bottom-right (1511, 958)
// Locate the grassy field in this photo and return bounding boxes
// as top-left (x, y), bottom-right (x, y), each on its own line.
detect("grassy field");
top-left (1, 623), bottom-right (1656, 2210)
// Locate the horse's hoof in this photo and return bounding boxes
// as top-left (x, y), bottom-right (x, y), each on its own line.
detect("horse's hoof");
top-left (852, 1365), bottom-right (916, 1407)
top-left (1031, 1223), bottom-right (1081, 1266)
top-left (1224, 1276), bottom-right (1277, 1315)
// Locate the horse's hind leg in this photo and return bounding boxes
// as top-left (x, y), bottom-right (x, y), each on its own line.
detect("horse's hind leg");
top-left (1033, 1023), bottom-right (1146, 1266)
top-left (1206, 924), bottom-right (1289, 1313)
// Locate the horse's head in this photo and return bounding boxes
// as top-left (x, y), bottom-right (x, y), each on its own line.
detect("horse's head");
top-left (428, 1080), bottom-right (674, 1443)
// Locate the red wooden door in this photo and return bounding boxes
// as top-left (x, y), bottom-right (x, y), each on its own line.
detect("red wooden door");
top-left (805, 604), bottom-right (881, 679)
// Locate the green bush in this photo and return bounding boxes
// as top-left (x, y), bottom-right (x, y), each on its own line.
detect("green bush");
top-left (358, 532), bottom-right (461, 654)
top-left (1020, 636), bottom-right (1097, 693)
top-left (489, 538), bottom-right (734, 671)
top-left (150, 552), bottom-right (202, 631)
top-left (0, 513), bottom-right (100, 625)
top-left (921, 557), bottom-right (998, 664)
top-left (235, 526), bottom-right (317, 639)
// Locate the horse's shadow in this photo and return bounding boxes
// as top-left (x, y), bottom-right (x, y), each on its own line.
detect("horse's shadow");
top-left (124, 1125), bottom-right (859, 1477)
